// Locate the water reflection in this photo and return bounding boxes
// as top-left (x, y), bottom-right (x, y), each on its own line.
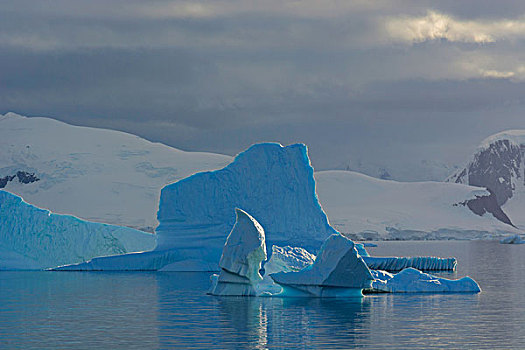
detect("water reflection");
top-left (153, 272), bottom-right (371, 349)
top-left (2, 241), bottom-right (525, 349)
top-left (213, 295), bottom-right (368, 349)
top-left (0, 271), bottom-right (161, 349)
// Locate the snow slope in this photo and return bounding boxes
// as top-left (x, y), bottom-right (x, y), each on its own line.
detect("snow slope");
top-left (448, 130), bottom-right (525, 230)
top-left (0, 112), bottom-right (232, 232)
top-left (315, 171), bottom-right (519, 240)
top-left (0, 190), bottom-right (155, 270)
top-left (333, 157), bottom-right (457, 182)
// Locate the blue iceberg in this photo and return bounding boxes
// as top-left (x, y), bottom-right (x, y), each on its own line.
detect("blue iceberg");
top-left (0, 190), bottom-right (155, 270)
top-left (355, 242), bottom-right (456, 271)
top-left (363, 256), bottom-right (457, 272)
top-left (57, 143), bottom-right (336, 271)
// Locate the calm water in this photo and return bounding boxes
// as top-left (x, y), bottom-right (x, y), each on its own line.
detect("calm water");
top-left (1, 241), bottom-right (525, 349)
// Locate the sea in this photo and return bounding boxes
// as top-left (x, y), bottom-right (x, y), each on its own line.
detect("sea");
top-left (1, 240), bottom-right (524, 349)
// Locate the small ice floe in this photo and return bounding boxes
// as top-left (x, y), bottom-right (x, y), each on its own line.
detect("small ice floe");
top-left (369, 268), bottom-right (481, 293)
top-left (500, 234), bottom-right (525, 244)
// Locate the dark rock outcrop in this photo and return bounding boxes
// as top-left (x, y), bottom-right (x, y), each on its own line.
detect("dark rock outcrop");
top-left (0, 171), bottom-right (39, 188)
top-left (455, 190), bottom-right (515, 227)
top-left (451, 140), bottom-right (522, 206)
top-left (447, 135), bottom-right (525, 227)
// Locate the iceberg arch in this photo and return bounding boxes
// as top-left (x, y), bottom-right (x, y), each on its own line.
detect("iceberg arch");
top-left (270, 234), bottom-right (374, 297)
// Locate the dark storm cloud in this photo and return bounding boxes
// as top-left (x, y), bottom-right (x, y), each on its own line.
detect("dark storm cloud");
top-left (1, 0), bottom-right (525, 180)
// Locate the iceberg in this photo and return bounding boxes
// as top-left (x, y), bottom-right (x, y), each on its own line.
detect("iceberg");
top-left (270, 234), bottom-right (374, 297)
top-left (363, 256), bottom-right (457, 272)
top-left (370, 268), bottom-right (481, 293)
top-left (0, 190), bottom-right (155, 270)
top-left (58, 143), bottom-right (337, 271)
top-left (500, 234), bottom-right (525, 244)
top-left (205, 215), bottom-right (475, 297)
top-left (355, 242), bottom-right (457, 271)
top-left (156, 142), bottom-right (337, 258)
top-left (209, 209), bottom-right (267, 296)
top-left (210, 225), bottom-right (373, 297)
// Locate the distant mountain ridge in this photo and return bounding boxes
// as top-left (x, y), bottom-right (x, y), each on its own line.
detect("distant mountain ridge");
top-left (333, 157), bottom-right (457, 182)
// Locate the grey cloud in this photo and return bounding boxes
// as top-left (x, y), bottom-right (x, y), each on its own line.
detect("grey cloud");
top-left (1, 0), bottom-right (525, 181)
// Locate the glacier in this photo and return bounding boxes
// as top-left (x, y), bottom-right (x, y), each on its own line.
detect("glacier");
top-left (209, 209), bottom-right (267, 296)
top-left (270, 234), bottom-right (374, 297)
top-left (370, 268), bottom-right (481, 293)
top-left (0, 190), bottom-right (155, 270)
top-left (57, 143), bottom-right (336, 271)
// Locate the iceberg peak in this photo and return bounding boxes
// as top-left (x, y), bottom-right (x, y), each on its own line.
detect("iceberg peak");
top-left (219, 208), bottom-right (267, 283)
top-left (209, 208), bottom-right (267, 296)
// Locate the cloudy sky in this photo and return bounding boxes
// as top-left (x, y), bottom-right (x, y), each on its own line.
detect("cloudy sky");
top-left (1, 0), bottom-right (525, 180)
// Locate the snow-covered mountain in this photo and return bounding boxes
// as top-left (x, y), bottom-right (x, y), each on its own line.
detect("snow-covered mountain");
top-left (447, 130), bottom-right (525, 230)
top-left (0, 112), bottom-right (233, 232)
top-left (315, 171), bottom-right (518, 240)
